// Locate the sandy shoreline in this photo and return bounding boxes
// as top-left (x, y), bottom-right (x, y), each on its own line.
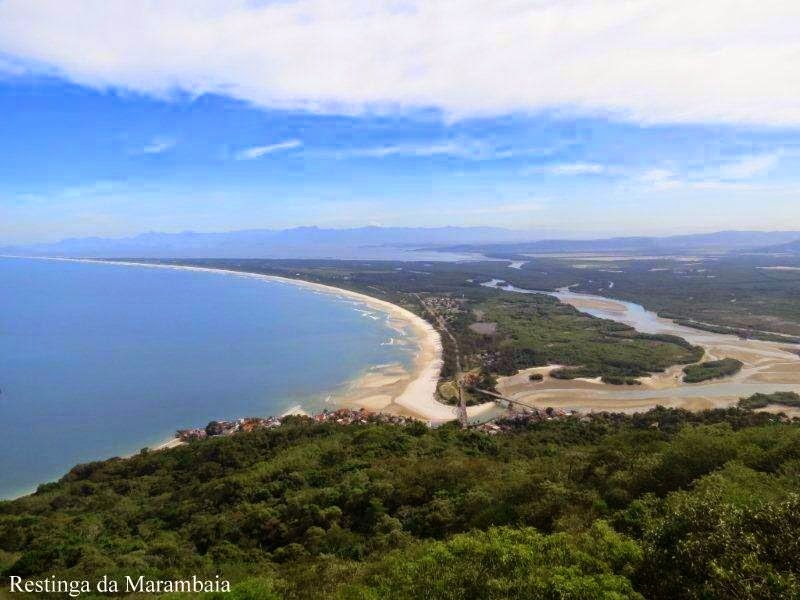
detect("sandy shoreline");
top-left (22, 256), bottom-right (454, 423)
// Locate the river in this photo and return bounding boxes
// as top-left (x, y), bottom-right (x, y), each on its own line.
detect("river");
top-left (482, 279), bottom-right (800, 412)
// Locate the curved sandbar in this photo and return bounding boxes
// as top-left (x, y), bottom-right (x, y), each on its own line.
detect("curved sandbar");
top-left (39, 258), bottom-right (455, 423)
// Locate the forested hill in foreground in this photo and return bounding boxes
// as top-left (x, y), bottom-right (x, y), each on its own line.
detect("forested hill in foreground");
top-left (2, 409), bottom-right (800, 599)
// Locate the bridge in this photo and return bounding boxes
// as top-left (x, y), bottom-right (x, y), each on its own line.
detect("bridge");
top-left (414, 293), bottom-right (541, 427)
top-left (472, 388), bottom-right (541, 412)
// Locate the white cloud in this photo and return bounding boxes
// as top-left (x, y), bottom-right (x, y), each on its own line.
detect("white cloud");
top-left (636, 168), bottom-right (682, 190)
top-left (141, 137), bottom-right (176, 154)
top-left (235, 139), bottom-right (302, 160)
top-left (714, 153), bottom-right (780, 180)
top-left (60, 179), bottom-right (124, 198)
top-left (530, 163), bottom-right (607, 176)
top-left (638, 169), bottom-right (675, 184)
top-left (0, 1), bottom-right (799, 125)
top-left (636, 153), bottom-right (781, 190)
top-left (336, 141), bottom-right (515, 160)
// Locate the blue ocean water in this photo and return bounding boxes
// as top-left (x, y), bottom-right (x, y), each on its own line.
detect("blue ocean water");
top-left (0, 258), bottom-right (413, 499)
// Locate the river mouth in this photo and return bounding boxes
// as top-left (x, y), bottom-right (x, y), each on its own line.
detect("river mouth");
top-left (481, 279), bottom-right (800, 413)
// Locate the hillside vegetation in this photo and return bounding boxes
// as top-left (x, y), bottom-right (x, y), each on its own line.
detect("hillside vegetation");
top-left (3, 409), bottom-right (800, 599)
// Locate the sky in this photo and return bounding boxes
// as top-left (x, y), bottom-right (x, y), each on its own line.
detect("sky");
top-left (1, 0), bottom-right (799, 244)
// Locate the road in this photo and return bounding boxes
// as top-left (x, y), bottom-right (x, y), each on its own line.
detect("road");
top-left (414, 293), bottom-right (469, 428)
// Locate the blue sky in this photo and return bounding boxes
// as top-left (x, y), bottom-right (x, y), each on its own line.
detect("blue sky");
top-left (1, 1), bottom-right (799, 243)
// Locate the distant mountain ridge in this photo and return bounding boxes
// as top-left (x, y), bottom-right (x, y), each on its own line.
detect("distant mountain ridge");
top-left (0, 226), bottom-right (541, 259)
top-left (749, 239), bottom-right (800, 254)
top-left (3, 227), bottom-right (799, 259)
top-left (441, 230), bottom-right (800, 256)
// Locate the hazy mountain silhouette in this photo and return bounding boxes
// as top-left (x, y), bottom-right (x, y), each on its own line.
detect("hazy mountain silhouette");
top-left (4, 227), bottom-right (799, 259)
top-left (442, 230), bottom-right (800, 256)
top-left (1, 226), bottom-right (540, 259)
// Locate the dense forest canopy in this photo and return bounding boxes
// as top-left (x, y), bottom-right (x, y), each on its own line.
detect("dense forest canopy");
top-left (3, 408), bottom-right (800, 599)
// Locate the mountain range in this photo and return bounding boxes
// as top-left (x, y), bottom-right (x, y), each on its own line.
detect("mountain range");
top-left (0, 227), bottom-right (540, 260)
top-left (440, 230), bottom-right (800, 256)
top-left (752, 239), bottom-right (800, 254)
top-left (2, 227), bottom-right (799, 260)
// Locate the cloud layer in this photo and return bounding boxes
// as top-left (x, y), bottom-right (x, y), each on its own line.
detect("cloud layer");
top-left (636, 152), bottom-right (782, 190)
top-left (0, 1), bottom-right (799, 125)
top-left (235, 139), bottom-right (302, 160)
top-left (532, 163), bottom-right (607, 176)
top-left (141, 137), bottom-right (176, 155)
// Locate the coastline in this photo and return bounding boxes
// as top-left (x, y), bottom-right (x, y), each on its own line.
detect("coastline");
top-left (20, 256), bottom-right (454, 423)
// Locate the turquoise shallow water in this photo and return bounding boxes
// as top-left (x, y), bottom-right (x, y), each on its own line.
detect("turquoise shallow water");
top-left (0, 258), bottom-right (413, 498)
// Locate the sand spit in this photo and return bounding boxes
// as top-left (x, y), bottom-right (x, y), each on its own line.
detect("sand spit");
top-left (30, 257), bottom-right (454, 423)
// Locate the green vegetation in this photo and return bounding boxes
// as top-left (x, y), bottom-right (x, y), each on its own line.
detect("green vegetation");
top-left (479, 295), bottom-right (703, 379)
top-left (347, 524), bottom-right (643, 599)
top-left (739, 391), bottom-right (800, 410)
top-left (3, 409), bottom-right (800, 599)
top-left (478, 253), bottom-right (800, 340)
top-left (528, 373), bottom-right (544, 381)
top-left (682, 358), bottom-right (743, 383)
top-left (436, 380), bottom-right (460, 403)
top-left (437, 370), bottom-right (496, 407)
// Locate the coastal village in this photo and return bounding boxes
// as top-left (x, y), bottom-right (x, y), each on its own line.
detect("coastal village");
top-left (176, 408), bottom-right (422, 442)
top-left (174, 406), bottom-right (581, 443)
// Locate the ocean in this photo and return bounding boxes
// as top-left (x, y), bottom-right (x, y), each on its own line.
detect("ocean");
top-left (0, 258), bottom-right (414, 499)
